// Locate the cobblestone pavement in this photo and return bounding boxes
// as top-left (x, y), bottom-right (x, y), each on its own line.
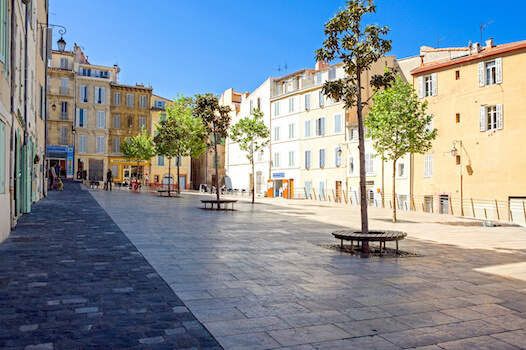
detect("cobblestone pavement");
top-left (0, 181), bottom-right (222, 349)
top-left (90, 188), bottom-right (526, 350)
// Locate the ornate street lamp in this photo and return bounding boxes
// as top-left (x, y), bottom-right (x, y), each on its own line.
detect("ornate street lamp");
top-left (57, 36), bottom-right (66, 52)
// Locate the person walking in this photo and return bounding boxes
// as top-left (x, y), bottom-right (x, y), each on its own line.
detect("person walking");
top-left (106, 168), bottom-right (113, 191)
top-left (49, 165), bottom-right (56, 190)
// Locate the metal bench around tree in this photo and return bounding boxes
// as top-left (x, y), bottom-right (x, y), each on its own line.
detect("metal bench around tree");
top-left (332, 230), bottom-right (407, 255)
top-left (201, 199), bottom-right (237, 211)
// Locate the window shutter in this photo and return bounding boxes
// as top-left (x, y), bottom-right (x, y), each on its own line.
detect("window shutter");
top-left (496, 104), bottom-right (503, 130)
top-left (320, 117), bottom-right (325, 135)
top-left (94, 86), bottom-right (98, 102)
top-left (304, 120), bottom-right (310, 137)
top-left (478, 62), bottom-right (485, 87)
top-left (315, 119), bottom-right (319, 135)
top-left (418, 76), bottom-right (424, 98)
top-left (75, 108), bottom-right (80, 127)
top-left (334, 114), bottom-right (341, 133)
top-left (495, 57), bottom-right (502, 84)
top-left (479, 106), bottom-right (486, 131)
top-left (101, 87), bottom-right (106, 104)
top-left (334, 147), bottom-right (339, 166)
top-left (431, 73), bottom-right (437, 96)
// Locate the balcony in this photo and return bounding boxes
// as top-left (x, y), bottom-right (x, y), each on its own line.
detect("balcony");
top-left (60, 112), bottom-right (68, 120)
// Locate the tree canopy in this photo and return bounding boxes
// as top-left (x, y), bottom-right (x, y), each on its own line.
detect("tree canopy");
top-left (230, 108), bottom-right (270, 202)
top-left (121, 129), bottom-right (156, 183)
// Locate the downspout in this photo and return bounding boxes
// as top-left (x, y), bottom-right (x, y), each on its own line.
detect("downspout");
top-left (9, 0), bottom-right (16, 226)
top-left (23, 0), bottom-right (29, 213)
top-left (43, 12), bottom-right (49, 196)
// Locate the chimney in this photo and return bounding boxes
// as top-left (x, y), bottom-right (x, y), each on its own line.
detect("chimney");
top-left (315, 60), bottom-right (329, 70)
top-left (472, 42), bottom-right (481, 53)
top-left (485, 38), bottom-right (494, 48)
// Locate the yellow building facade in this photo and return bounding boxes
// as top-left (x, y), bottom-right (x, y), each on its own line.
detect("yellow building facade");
top-left (149, 95), bottom-right (192, 189)
top-left (109, 83), bottom-right (152, 183)
top-left (411, 40), bottom-right (526, 215)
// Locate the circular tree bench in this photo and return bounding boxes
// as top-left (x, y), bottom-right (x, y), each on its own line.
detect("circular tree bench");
top-left (332, 230), bottom-right (407, 255)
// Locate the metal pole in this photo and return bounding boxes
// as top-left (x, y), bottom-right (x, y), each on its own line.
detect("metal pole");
top-left (471, 198), bottom-right (475, 217)
top-left (495, 200), bottom-right (500, 220)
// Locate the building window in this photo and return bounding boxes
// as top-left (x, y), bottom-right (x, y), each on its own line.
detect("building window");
top-left (60, 57), bottom-right (68, 69)
top-left (60, 102), bottom-right (68, 120)
top-left (273, 152), bottom-right (280, 168)
top-left (257, 97), bottom-right (261, 109)
top-left (59, 127), bottom-right (68, 145)
top-left (274, 101), bottom-right (280, 116)
top-left (127, 94), bottom-right (134, 107)
top-left (113, 138), bottom-right (121, 153)
top-left (288, 97), bottom-right (294, 113)
top-left (114, 92), bottom-right (121, 106)
top-left (315, 117), bottom-right (325, 136)
top-left (328, 67), bottom-right (336, 81)
top-left (418, 73), bottom-right (437, 98)
top-left (456, 113), bottom-right (460, 123)
top-left (319, 90), bottom-right (325, 107)
top-left (155, 100), bottom-right (165, 109)
top-left (315, 72), bottom-right (322, 85)
top-left (79, 135), bottom-right (87, 153)
top-left (319, 148), bottom-right (325, 168)
top-left (424, 154), bottom-right (433, 178)
top-left (249, 100), bottom-right (254, 112)
top-left (97, 111), bottom-right (105, 129)
top-left (80, 85), bottom-right (87, 102)
top-left (159, 112), bottom-right (166, 121)
top-left (305, 150), bottom-right (311, 169)
top-left (479, 58), bottom-right (502, 87)
top-left (96, 136), bottom-right (105, 154)
top-left (288, 150), bottom-right (295, 166)
top-left (348, 127), bottom-right (358, 141)
top-left (348, 156), bottom-right (355, 176)
top-left (334, 114), bottom-right (342, 133)
top-left (76, 108), bottom-right (87, 127)
top-left (334, 147), bottom-right (342, 167)
top-left (139, 117), bottom-right (146, 131)
top-left (139, 95), bottom-right (147, 108)
top-left (397, 162), bottom-right (406, 178)
top-left (304, 120), bottom-right (311, 138)
top-left (257, 148), bottom-right (263, 162)
top-left (273, 126), bottom-right (280, 141)
top-left (455, 70), bottom-right (460, 80)
top-left (60, 78), bottom-right (69, 95)
top-left (480, 104), bottom-right (503, 131)
top-left (113, 115), bottom-right (121, 129)
top-left (365, 152), bottom-right (375, 175)
top-left (94, 87), bottom-right (105, 104)
top-left (456, 155), bottom-right (461, 165)
top-left (288, 123), bottom-right (294, 139)
top-left (158, 156), bottom-right (165, 166)
top-left (304, 93), bottom-right (311, 110)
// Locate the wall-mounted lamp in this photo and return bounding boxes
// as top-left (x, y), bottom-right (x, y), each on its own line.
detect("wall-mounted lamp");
top-left (52, 104), bottom-right (56, 111)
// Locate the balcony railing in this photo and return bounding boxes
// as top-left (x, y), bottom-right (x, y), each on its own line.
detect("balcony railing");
top-left (60, 112), bottom-right (68, 120)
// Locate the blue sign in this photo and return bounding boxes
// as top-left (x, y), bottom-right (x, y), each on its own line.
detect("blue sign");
top-left (273, 172), bottom-right (285, 178)
top-left (47, 146), bottom-right (69, 153)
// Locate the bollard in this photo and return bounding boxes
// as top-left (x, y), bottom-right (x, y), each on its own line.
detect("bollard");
top-left (495, 200), bottom-right (500, 220)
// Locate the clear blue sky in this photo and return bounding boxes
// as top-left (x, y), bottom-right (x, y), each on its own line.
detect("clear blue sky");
top-left (49, 0), bottom-right (525, 99)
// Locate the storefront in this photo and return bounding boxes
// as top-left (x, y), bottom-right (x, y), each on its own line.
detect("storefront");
top-left (268, 172), bottom-right (295, 198)
top-left (46, 145), bottom-right (74, 179)
top-left (109, 157), bottom-right (150, 184)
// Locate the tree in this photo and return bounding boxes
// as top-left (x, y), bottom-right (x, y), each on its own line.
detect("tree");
top-left (154, 95), bottom-right (206, 196)
top-left (121, 129), bottom-right (156, 185)
top-left (229, 108), bottom-right (270, 203)
top-left (315, 0), bottom-right (394, 252)
top-left (365, 77), bottom-right (437, 222)
top-left (193, 94), bottom-right (232, 203)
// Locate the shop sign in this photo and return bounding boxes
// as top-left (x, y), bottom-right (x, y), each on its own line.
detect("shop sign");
top-left (272, 172), bottom-right (285, 178)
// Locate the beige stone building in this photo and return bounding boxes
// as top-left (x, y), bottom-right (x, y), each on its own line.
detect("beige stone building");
top-left (108, 83), bottom-right (152, 184)
top-left (410, 39), bottom-right (526, 216)
top-left (149, 95), bottom-right (192, 189)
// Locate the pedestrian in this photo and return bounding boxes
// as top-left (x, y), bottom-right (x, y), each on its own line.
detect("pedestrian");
top-left (54, 163), bottom-right (61, 178)
top-left (106, 168), bottom-right (113, 191)
top-left (49, 165), bottom-right (56, 190)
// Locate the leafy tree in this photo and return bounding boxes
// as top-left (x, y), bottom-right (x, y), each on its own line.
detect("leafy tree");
top-left (193, 94), bottom-right (232, 203)
top-left (121, 129), bottom-right (156, 184)
top-left (365, 77), bottom-right (437, 222)
top-left (154, 95), bottom-right (206, 196)
top-left (229, 108), bottom-right (270, 203)
top-left (315, 0), bottom-right (394, 252)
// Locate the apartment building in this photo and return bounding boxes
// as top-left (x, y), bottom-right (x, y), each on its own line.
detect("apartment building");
top-left (224, 79), bottom-right (272, 195)
top-left (149, 95), bottom-right (192, 189)
top-left (108, 83), bottom-right (152, 183)
top-left (0, 0), bottom-right (48, 242)
top-left (410, 39), bottom-right (526, 214)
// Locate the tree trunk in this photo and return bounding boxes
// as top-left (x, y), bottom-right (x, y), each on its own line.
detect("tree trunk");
top-left (177, 156), bottom-right (181, 195)
top-left (214, 131), bottom-right (220, 203)
top-left (168, 157), bottom-right (171, 197)
top-left (356, 68), bottom-right (370, 253)
top-left (392, 159), bottom-right (397, 223)
top-left (251, 143), bottom-right (255, 203)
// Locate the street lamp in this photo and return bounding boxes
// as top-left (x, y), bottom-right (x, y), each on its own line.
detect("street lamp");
top-left (57, 36), bottom-right (66, 52)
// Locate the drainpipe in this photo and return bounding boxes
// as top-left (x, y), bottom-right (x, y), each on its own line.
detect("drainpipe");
top-left (9, 0), bottom-right (16, 226)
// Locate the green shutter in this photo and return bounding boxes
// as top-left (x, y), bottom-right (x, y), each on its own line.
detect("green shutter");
top-left (0, 120), bottom-right (5, 193)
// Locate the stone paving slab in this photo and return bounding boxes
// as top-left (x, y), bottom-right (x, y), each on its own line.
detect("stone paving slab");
top-left (0, 181), bottom-right (221, 349)
top-left (89, 189), bottom-right (526, 349)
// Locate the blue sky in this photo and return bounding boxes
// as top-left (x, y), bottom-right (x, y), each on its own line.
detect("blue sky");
top-left (49, 0), bottom-right (524, 99)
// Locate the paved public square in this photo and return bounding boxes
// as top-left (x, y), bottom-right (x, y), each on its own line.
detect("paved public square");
top-left (2, 181), bottom-right (526, 349)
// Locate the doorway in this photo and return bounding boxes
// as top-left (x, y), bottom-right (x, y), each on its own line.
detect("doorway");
top-left (439, 195), bottom-right (450, 214)
top-left (335, 181), bottom-right (342, 203)
top-left (179, 175), bottom-right (186, 190)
